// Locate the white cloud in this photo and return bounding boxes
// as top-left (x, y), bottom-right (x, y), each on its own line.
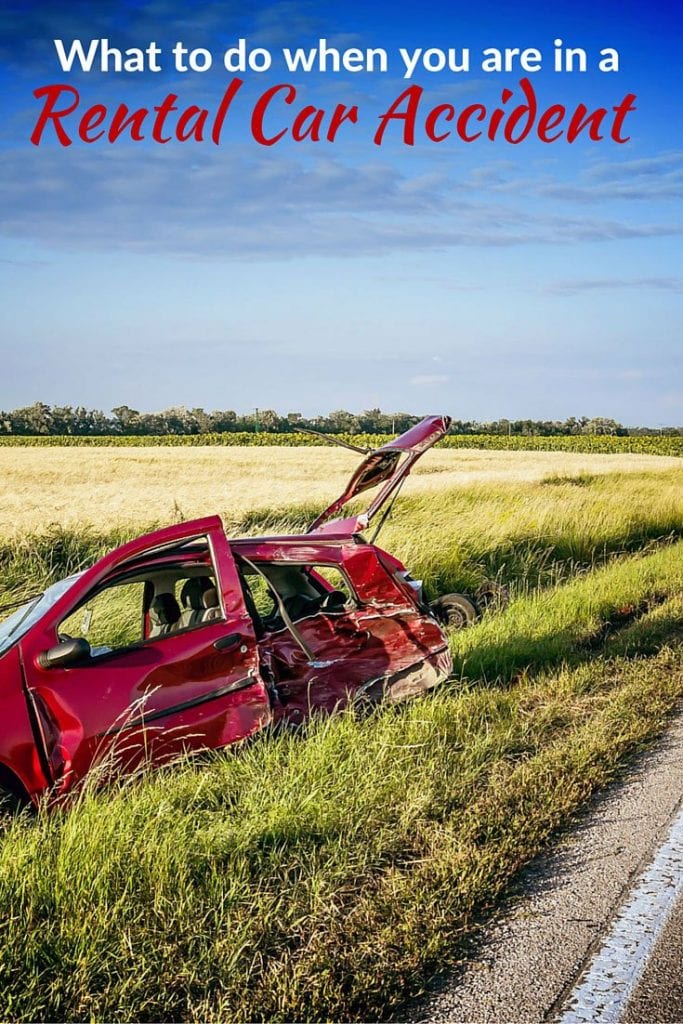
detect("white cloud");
top-left (2, 142), bottom-right (682, 260)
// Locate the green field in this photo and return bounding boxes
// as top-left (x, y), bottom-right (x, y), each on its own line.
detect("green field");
top-left (0, 431), bottom-right (682, 456)
top-left (0, 461), bottom-right (682, 1021)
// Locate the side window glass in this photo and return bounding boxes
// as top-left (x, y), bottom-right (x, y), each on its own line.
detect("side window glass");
top-left (60, 581), bottom-right (146, 656)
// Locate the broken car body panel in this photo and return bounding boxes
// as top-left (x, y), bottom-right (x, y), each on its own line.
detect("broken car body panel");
top-left (0, 417), bottom-right (454, 803)
top-left (232, 536), bottom-right (450, 725)
top-left (308, 414), bottom-right (451, 532)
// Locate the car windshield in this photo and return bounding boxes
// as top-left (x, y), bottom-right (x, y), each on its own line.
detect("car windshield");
top-left (0, 573), bottom-right (84, 657)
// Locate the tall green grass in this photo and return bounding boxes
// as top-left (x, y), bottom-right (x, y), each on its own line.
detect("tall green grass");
top-left (0, 545), bottom-right (681, 1022)
top-left (1, 470), bottom-right (681, 601)
top-left (450, 541), bottom-right (683, 682)
top-left (0, 471), bottom-right (681, 1021)
top-left (379, 469), bottom-right (683, 594)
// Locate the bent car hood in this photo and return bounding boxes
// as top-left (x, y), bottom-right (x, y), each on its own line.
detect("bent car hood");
top-left (308, 414), bottom-right (452, 534)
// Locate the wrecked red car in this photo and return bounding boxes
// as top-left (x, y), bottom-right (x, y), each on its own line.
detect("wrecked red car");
top-left (0, 415), bottom-right (473, 805)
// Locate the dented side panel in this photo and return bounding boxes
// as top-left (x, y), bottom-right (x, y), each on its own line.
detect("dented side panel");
top-left (244, 540), bottom-right (450, 724)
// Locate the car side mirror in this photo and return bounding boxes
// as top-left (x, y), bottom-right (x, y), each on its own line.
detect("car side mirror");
top-left (37, 637), bottom-right (91, 669)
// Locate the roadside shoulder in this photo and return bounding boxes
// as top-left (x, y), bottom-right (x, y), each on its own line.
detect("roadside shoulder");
top-left (399, 707), bottom-right (683, 1024)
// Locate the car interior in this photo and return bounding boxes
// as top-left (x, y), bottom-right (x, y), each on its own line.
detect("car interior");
top-left (238, 561), bottom-right (353, 636)
top-left (147, 574), bottom-right (221, 637)
top-left (56, 552), bottom-right (355, 659)
top-left (58, 562), bottom-right (224, 656)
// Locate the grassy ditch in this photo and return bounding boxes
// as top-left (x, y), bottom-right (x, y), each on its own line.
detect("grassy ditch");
top-left (379, 468), bottom-right (683, 594)
top-left (450, 540), bottom-right (683, 681)
top-left (1, 469), bottom-right (681, 600)
top-left (0, 545), bottom-right (681, 1022)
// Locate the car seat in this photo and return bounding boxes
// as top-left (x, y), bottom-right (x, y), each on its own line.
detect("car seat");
top-left (179, 577), bottom-right (213, 629)
top-left (201, 587), bottom-right (222, 622)
top-left (149, 593), bottom-right (181, 637)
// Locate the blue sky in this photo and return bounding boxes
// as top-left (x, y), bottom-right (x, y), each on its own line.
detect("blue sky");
top-left (0, 0), bottom-right (681, 423)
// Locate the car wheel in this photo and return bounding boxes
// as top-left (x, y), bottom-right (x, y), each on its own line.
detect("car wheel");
top-left (430, 593), bottom-right (478, 628)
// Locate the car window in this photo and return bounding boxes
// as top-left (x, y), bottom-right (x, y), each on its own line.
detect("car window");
top-left (171, 572), bottom-right (221, 633)
top-left (0, 573), bottom-right (84, 657)
top-left (241, 562), bottom-right (356, 631)
top-left (57, 559), bottom-right (225, 656)
top-left (59, 581), bottom-right (146, 655)
top-left (310, 566), bottom-right (355, 605)
top-left (246, 573), bottom-right (277, 620)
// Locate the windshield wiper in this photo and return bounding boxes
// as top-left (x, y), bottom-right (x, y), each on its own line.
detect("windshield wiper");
top-left (0, 593), bottom-right (43, 615)
top-left (0, 594), bottom-right (45, 647)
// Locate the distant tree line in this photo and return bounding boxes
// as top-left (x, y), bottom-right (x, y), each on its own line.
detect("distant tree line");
top-left (0, 403), bottom-right (680, 437)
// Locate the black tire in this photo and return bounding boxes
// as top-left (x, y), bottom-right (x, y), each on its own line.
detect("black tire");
top-left (430, 593), bottom-right (478, 629)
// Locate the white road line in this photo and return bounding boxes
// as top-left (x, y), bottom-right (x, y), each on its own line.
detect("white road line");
top-left (560, 803), bottom-right (683, 1023)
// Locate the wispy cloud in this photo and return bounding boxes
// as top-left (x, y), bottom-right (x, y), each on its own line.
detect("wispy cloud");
top-left (463, 151), bottom-right (683, 204)
top-left (536, 176), bottom-right (683, 203)
top-left (544, 276), bottom-right (683, 296)
top-left (585, 151), bottom-right (683, 181)
top-left (2, 144), bottom-right (681, 260)
top-left (0, 0), bottom-right (319, 73)
top-left (0, 256), bottom-right (48, 266)
top-left (0, 1), bottom-right (241, 52)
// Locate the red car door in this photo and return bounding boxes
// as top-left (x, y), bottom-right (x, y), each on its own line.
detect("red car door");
top-left (239, 540), bottom-right (449, 723)
top-left (19, 517), bottom-right (271, 794)
top-left (275, 559), bottom-right (448, 716)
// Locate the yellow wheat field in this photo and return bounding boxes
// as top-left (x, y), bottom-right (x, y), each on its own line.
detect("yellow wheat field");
top-left (0, 445), bottom-right (681, 536)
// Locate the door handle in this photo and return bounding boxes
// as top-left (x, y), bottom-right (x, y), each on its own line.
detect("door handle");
top-left (214, 634), bottom-right (242, 651)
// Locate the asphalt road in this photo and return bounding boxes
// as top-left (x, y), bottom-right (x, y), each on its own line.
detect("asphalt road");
top-left (398, 709), bottom-right (683, 1024)
top-left (624, 891), bottom-right (683, 1023)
